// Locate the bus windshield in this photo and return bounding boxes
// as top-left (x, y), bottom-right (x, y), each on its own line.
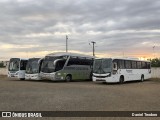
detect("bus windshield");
top-left (26, 58), bottom-right (40, 74)
top-left (8, 58), bottom-right (20, 71)
top-left (41, 56), bottom-right (67, 73)
top-left (93, 59), bottom-right (112, 74)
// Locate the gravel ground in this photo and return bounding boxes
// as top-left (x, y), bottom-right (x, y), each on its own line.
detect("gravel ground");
top-left (0, 75), bottom-right (160, 120)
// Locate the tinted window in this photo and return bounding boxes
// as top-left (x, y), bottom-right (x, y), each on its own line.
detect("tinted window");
top-left (67, 57), bottom-right (80, 66)
top-left (118, 60), bottom-right (125, 69)
top-left (55, 60), bottom-right (66, 71)
top-left (137, 61), bottom-right (142, 69)
top-left (67, 57), bottom-right (93, 66)
top-left (125, 60), bottom-right (131, 69)
top-left (142, 62), bottom-right (147, 69)
top-left (147, 62), bottom-right (151, 69)
top-left (131, 61), bottom-right (137, 69)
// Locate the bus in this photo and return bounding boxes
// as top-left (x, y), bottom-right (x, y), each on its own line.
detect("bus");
top-left (8, 58), bottom-right (28, 80)
top-left (25, 58), bottom-right (43, 80)
top-left (92, 58), bottom-right (151, 83)
top-left (40, 52), bottom-right (94, 81)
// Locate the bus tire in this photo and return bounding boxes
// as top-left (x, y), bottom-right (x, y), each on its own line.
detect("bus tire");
top-left (65, 75), bottom-right (72, 82)
top-left (119, 76), bottom-right (124, 84)
top-left (89, 73), bottom-right (93, 81)
top-left (20, 78), bottom-right (25, 80)
top-left (141, 75), bottom-right (144, 82)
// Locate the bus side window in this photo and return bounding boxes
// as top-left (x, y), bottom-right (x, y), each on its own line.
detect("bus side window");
top-left (131, 61), bottom-right (137, 69)
top-left (142, 62), bottom-right (147, 69)
top-left (113, 60), bottom-right (118, 70)
top-left (147, 62), bottom-right (151, 69)
top-left (137, 61), bottom-right (142, 69)
top-left (67, 57), bottom-right (80, 66)
top-left (39, 60), bottom-right (43, 72)
top-left (67, 57), bottom-right (74, 66)
top-left (56, 60), bottom-right (66, 71)
top-left (125, 60), bottom-right (131, 69)
top-left (118, 60), bottom-right (125, 69)
top-left (113, 63), bottom-right (118, 70)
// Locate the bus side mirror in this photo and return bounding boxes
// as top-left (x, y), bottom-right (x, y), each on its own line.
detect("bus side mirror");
top-left (113, 62), bottom-right (118, 70)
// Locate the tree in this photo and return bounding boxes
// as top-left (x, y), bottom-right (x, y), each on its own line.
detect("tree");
top-left (151, 58), bottom-right (160, 67)
top-left (0, 63), bottom-right (4, 68)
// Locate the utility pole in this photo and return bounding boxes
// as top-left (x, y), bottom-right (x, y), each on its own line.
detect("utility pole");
top-left (66, 35), bottom-right (68, 52)
top-left (153, 46), bottom-right (155, 58)
top-left (91, 41), bottom-right (96, 56)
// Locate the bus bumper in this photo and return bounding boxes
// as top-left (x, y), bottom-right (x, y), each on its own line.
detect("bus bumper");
top-left (8, 72), bottom-right (19, 78)
top-left (40, 72), bottom-right (65, 81)
top-left (92, 76), bottom-right (114, 83)
top-left (25, 74), bottom-right (41, 80)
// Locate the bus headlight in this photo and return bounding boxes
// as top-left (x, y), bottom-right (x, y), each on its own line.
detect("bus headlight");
top-left (57, 73), bottom-right (61, 75)
top-left (15, 72), bottom-right (19, 75)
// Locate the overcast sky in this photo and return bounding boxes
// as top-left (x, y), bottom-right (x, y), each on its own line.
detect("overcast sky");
top-left (0, 0), bottom-right (160, 60)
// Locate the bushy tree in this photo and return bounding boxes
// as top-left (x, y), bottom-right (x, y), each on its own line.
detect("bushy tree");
top-left (0, 63), bottom-right (4, 68)
top-left (151, 58), bottom-right (160, 67)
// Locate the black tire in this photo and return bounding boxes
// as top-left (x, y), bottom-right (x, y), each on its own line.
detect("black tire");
top-left (20, 78), bottom-right (25, 80)
top-left (65, 75), bottom-right (72, 82)
top-left (141, 75), bottom-right (144, 82)
top-left (119, 76), bottom-right (124, 84)
top-left (89, 73), bottom-right (93, 81)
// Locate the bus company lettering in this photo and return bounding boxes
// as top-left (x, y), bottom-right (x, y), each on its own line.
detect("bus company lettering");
top-left (12, 112), bottom-right (42, 117)
top-left (126, 70), bottom-right (132, 73)
top-left (132, 112), bottom-right (158, 117)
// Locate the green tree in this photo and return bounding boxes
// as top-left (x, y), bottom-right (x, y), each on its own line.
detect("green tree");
top-left (151, 58), bottom-right (160, 67)
top-left (0, 63), bottom-right (4, 68)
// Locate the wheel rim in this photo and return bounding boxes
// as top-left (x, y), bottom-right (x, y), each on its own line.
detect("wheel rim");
top-left (66, 76), bottom-right (71, 82)
top-left (141, 76), bottom-right (144, 81)
top-left (120, 77), bottom-right (124, 83)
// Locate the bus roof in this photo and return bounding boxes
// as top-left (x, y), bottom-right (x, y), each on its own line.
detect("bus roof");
top-left (46, 52), bottom-right (94, 58)
top-left (10, 58), bottom-right (28, 60)
top-left (95, 57), bottom-right (150, 62)
top-left (28, 58), bottom-right (41, 60)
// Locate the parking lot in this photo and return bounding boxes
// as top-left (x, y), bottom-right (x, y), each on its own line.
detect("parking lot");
top-left (0, 75), bottom-right (160, 113)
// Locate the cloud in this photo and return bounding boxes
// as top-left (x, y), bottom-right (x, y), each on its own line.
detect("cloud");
top-left (0, 0), bottom-right (160, 60)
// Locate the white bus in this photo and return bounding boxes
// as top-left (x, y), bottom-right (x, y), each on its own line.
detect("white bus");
top-left (92, 58), bottom-right (151, 83)
top-left (40, 52), bottom-right (94, 81)
top-left (25, 58), bottom-right (43, 80)
top-left (8, 58), bottom-right (28, 80)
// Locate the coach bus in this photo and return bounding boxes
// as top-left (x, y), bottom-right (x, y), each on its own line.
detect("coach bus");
top-left (92, 58), bottom-right (151, 83)
top-left (40, 52), bottom-right (94, 81)
top-left (8, 58), bottom-right (28, 80)
top-left (25, 58), bottom-right (43, 80)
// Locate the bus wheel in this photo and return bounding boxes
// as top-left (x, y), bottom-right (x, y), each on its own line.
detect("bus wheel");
top-left (141, 75), bottom-right (144, 82)
top-left (20, 78), bottom-right (25, 80)
top-left (119, 76), bottom-right (124, 84)
top-left (65, 75), bottom-right (72, 82)
top-left (89, 73), bottom-right (93, 81)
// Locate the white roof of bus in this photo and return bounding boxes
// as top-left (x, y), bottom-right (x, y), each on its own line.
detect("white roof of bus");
top-left (95, 57), bottom-right (150, 62)
top-left (28, 58), bottom-right (41, 60)
top-left (10, 58), bottom-right (28, 60)
top-left (46, 52), bottom-right (94, 58)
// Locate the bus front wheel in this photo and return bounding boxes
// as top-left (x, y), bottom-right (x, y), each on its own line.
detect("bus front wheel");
top-left (119, 76), bottom-right (124, 84)
top-left (65, 75), bottom-right (72, 82)
top-left (141, 75), bottom-right (144, 82)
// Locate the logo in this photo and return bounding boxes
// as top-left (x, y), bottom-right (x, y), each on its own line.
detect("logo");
top-left (2, 112), bottom-right (11, 117)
